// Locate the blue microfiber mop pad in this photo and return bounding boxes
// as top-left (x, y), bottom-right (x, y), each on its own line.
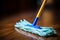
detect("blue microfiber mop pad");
top-left (15, 19), bottom-right (56, 37)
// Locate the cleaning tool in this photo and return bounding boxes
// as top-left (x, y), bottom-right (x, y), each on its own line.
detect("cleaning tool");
top-left (15, 0), bottom-right (56, 37)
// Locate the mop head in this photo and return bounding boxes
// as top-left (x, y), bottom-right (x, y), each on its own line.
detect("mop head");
top-left (15, 19), bottom-right (56, 37)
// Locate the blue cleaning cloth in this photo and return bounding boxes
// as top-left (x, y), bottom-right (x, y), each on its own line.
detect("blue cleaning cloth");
top-left (15, 19), bottom-right (56, 37)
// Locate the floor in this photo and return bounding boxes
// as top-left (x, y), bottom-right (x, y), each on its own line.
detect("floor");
top-left (0, 10), bottom-right (60, 40)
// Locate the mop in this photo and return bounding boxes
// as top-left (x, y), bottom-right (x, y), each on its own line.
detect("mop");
top-left (15, 0), bottom-right (56, 37)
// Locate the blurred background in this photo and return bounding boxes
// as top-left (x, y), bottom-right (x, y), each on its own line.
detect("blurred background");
top-left (0, 0), bottom-right (60, 40)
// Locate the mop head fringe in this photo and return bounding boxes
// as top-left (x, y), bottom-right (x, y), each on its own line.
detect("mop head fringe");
top-left (15, 19), bottom-right (56, 37)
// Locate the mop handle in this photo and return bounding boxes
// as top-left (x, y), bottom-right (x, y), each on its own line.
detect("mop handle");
top-left (36, 0), bottom-right (47, 18)
top-left (33, 0), bottom-right (47, 25)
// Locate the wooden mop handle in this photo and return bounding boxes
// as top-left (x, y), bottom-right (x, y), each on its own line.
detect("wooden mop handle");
top-left (36, 0), bottom-right (47, 18)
